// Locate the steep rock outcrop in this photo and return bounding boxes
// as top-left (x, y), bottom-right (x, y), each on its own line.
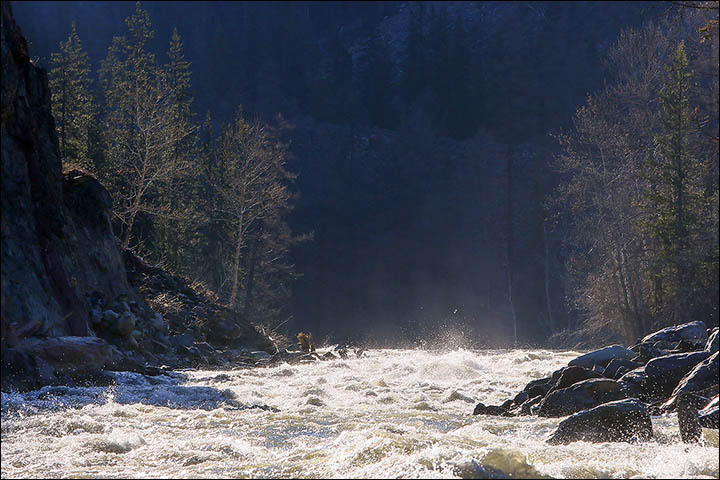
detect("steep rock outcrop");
top-left (1, 2), bottom-right (136, 344)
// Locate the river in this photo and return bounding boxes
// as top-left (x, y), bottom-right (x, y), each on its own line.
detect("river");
top-left (1, 348), bottom-right (718, 478)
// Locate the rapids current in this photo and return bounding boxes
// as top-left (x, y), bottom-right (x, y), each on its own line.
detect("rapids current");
top-left (1, 348), bottom-right (718, 478)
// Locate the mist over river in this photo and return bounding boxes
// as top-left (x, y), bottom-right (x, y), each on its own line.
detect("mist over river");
top-left (1, 348), bottom-right (718, 479)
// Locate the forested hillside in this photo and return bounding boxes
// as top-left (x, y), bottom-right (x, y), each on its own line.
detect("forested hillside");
top-left (12, 1), bottom-right (718, 346)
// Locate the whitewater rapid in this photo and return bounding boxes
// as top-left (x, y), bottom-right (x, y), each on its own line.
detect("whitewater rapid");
top-left (1, 348), bottom-right (718, 478)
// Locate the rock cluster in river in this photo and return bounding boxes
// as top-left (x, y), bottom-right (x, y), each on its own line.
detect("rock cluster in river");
top-left (472, 321), bottom-right (719, 444)
top-left (0, 2), bottom-right (277, 393)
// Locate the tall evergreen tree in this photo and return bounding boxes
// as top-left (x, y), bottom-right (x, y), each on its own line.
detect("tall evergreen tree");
top-left (49, 21), bottom-right (95, 170)
top-left (152, 27), bottom-right (200, 274)
top-left (642, 41), bottom-right (705, 320)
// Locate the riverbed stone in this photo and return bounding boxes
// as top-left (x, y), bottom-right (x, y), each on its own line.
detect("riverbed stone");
top-left (537, 378), bottom-right (627, 417)
top-left (547, 398), bottom-right (653, 444)
top-left (568, 345), bottom-right (636, 369)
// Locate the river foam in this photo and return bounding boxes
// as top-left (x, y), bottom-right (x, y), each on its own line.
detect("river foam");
top-left (1, 348), bottom-right (718, 478)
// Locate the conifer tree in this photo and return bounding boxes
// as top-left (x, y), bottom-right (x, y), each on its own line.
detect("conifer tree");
top-left (49, 21), bottom-right (95, 171)
top-left (152, 27), bottom-right (200, 274)
top-left (641, 41), bottom-right (704, 318)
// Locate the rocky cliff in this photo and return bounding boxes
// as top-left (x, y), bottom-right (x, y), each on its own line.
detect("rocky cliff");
top-left (1, 3), bottom-right (276, 392)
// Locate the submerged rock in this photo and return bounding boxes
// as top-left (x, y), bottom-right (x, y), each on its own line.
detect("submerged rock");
top-left (473, 402), bottom-right (511, 416)
top-left (547, 398), bottom-right (653, 444)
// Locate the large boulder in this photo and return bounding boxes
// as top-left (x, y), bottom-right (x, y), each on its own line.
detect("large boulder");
top-left (537, 378), bottom-right (627, 417)
top-left (1, 347), bottom-right (58, 392)
top-left (16, 336), bottom-right (114, 373)
top-left (639, 321), bottom-right (708, 348)
top-left (547, 399), bottom-right (653, 444)
top-left (549, 366), bottom-right (603, 393)
top-left (670, 352), bottom-right (719, 399)
top-left (644, 351), bottom-right (712, 399)
top-left (604, 358), bottom-right (642, 379)
top-left (568, 345), bottom-right (636, 369)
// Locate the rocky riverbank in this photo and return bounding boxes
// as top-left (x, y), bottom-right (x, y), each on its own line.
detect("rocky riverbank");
top-left (473, 321), bottom-right (719, 444)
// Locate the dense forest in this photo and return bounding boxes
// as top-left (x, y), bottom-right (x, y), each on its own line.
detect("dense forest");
top-left (12, 1), bottom-right (719, 347)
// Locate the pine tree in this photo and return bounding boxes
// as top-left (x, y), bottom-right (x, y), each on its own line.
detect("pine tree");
top-left (152, 27), bottom-right (200, 274)
top-left (49, 21), bottom-right (95, 171)
top-left (641, 41), bottom-right (704, 319)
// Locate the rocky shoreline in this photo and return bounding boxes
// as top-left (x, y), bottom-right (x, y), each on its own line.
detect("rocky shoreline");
top-left (473, 321), bottom-right (719, 444)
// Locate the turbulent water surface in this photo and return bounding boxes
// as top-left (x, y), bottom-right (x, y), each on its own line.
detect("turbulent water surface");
top-left (1, 348), bottom-right (718, 478)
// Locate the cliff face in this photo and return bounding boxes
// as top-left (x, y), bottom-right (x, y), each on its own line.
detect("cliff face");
top-left (1, 4), bottom-right (277, 392)
top-left (1, 1), bottom-right (134, 344)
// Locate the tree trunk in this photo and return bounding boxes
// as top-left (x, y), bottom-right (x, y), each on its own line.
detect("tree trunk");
top-left (243, 232), bottom-right (261, 319)
top-left (229, 210), bottom-right (245, 308)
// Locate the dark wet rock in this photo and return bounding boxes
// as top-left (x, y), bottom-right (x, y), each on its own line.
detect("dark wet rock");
top-left (705, 327), bottom-right (719, 354)
top-left (17, 336), bottom-right (114, 373)
top-left (640, 321), bottom-right (708, 348)
top-left (698, 395), bottom-right (719, 429)
top-left (453, 460), bottom-right (511, 479)
top-left (670, 352), bottom-right (719, 399)
top-left (550, 366), bottom-right (603, 393)
top-left (605, 359), bottom-right (642, 379)
top-left (204, 319), bottom-right (242, 345)
top-left (500, 398), bottom-right (514, 409)
top-left (517, 394), bottom-right (544, 416)
top-left (673, 339), bottom-right (699, 353)
top-left (614, 366), bottom-right (631, 379)
top-left (630, 343), bottom-right (667, 365)
top-left (677, 394), bottom-right (703, 443)
top-left (473, 402), bottom-right (511, 416)
top-left (547, 399), bottom-right (653, 444)
top-left (512, 390), bottom-right (529, 406)
top-left (322, 351), bottom-right (338, 360)
top-left (521, 376), bottom-right (555, 396)
top-left (65, 369), bottom-right (117, 387)
top-left (1, 348), bottom-right (58, 392)
top-left (336, 348), bottom-right (348, 359)
top-left (537, 378), bottom-right (627, 417)
top-left (644, 351), bottom-right (712, 399)
top-left (568, 345), bottom-right (636, 369)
